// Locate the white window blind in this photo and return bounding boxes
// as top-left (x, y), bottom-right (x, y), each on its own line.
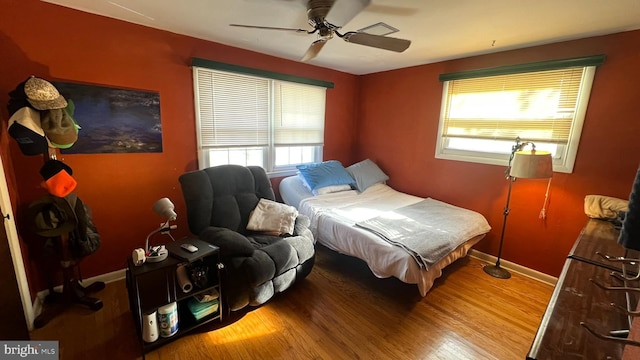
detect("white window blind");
top-left (195, 69), bottom-right (269, 147)
top-left (441, 67), bottom-right (585, 145)
top-left (435, 55), bottom-right (602, 173)
top-left (193, 65), bottom-right (328, 174)
top-left (274, 82), bottom-right (325, 146)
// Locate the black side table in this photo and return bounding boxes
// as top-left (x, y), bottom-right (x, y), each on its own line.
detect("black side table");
top-left (126, 238), bottom-right (223, 356)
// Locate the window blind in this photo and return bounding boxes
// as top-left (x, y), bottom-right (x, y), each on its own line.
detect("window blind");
top-left (273, 82), bottom-right (326, 146)
top-left (195, 68), bottom-right (269, 147)
top-left (441, 67), bottom-right (586, 144)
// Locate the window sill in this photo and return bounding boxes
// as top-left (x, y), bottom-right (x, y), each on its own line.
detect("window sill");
top-left (267, 169), bottom-right (297, 179)
top-left (435, 152), bottom-right (571, 174)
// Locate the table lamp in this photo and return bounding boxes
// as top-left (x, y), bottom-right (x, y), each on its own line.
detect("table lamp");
top-left (144, 197), bottom-right (177, 263)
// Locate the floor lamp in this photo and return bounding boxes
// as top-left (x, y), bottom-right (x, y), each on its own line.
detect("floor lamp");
top-left (483, 137), bottom-right (553, 279)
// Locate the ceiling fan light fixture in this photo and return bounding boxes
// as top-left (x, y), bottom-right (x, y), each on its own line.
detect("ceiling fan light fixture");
top-left (230, 0), bottom-right (410, 59)
top-left (357, 22), bottom-right (398, 36)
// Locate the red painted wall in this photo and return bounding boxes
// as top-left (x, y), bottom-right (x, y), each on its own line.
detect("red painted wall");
top-left (357, 30), bottom-right (640, 277)
top-left (0, 0), bottom-right (358, 295)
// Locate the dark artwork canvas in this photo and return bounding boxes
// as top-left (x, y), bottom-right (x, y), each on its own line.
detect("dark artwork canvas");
top-left (53, 81), bottom-right (162, 154)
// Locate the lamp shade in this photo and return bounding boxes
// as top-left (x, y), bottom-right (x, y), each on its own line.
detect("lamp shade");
top-left (509, 150), bottom-right (553, 179)
top-left (152, 197), bottom-right (177, 221)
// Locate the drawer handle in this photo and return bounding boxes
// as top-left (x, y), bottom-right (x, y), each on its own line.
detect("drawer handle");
top-left (580, 322), bottom-right (640, 347)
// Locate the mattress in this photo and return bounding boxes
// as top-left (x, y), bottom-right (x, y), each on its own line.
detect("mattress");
top-left (280, 174), bottom-right (314, 209)
top-left (280, 176), bottom-right (491, 295)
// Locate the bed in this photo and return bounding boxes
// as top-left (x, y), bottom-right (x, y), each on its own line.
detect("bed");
top-left (279, 160), bottom-right (491, 296)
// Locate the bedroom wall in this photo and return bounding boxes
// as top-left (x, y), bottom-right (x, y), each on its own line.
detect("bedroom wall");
top-left (0, 0), bottom-right (359, 295)
top-left (356, 30), bottom-right (640, 277)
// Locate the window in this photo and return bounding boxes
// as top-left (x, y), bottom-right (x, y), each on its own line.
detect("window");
top-left (192, 63), bottom-right (329, 176)
top-left (435, 56), bottom-right (604, 173)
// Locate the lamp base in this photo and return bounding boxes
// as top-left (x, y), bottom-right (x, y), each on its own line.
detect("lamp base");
top-left (483, 264), bottom-right (511, 279)
top-left (146, 247), bottom-right (168, 263)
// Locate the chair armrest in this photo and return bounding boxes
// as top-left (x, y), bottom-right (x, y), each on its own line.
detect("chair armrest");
top-left (293, 214), bottom-right (314, 243)
top-left (199, 226), bottom-right (255, 257)
top-left (294, 214), bottom-right (311, 229)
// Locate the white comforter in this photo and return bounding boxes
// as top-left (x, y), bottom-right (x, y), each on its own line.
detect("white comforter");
top-left (298, 183), bottom-right (491, 295)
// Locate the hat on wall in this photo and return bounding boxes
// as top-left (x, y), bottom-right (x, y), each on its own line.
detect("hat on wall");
top-left (7, 107), bottom-right (48, 156)
top-left (40, 160), bottom-right (77, 198)
top-left (27, 195), bottom-right (77, 237)
top-left (24, 76), bottom-right (67, 110)
top-left (41, 107), bottom-right (79, 148)
top-left (50, 99), bottom-right (81, 149)
top-left (7, 78), bottom-right (35, 116)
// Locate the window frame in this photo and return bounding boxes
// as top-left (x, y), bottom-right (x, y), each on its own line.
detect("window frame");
top-left (434, 56), bottom-right (604, 173)
top-left (191, 59), bottom-right (333, 176)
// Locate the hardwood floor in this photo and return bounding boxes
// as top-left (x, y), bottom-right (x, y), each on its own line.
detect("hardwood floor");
top-left (30, 245), bottom-right (553, 359)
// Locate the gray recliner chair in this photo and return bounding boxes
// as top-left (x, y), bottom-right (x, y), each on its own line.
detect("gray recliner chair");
top-left (179, 165), bottom-right (315, 311)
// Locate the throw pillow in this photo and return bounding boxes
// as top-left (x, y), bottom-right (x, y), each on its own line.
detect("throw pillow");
top-left (296, 160), bottom-right (355, 191)
top-left (346, 159), bottom-right (390, 192)
top-left (247, 198), bottom-right (298, 235)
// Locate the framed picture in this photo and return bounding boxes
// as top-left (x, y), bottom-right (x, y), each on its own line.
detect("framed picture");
top-left (53, 81), bottom-right (162, 154)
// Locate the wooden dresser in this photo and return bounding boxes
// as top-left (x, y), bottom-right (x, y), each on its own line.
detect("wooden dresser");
top-left (527, 219), bottom-right (640, 359)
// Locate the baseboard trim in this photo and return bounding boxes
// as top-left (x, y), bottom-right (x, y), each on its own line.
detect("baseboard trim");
top-left (468, 250), bottom-right (558, 286)
top-left (32, 268), bottom-right (128, 324)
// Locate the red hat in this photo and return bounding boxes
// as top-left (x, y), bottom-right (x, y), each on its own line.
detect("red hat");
top-left (40, 160), bottom-right (77, 197)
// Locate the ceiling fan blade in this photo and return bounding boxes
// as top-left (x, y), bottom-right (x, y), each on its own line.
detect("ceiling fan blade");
top-left (342, 32), bottom-right (411, 52)
top-left (230, 24), bottom-right (309, 33)
top-left (325, 0), bottom-right (371, 27)
top-left (301, 39), bottom-right (328, 62)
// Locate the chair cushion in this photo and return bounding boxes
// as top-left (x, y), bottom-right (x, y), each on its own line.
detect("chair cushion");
top-left (179, 165), bottom-right (276, 234)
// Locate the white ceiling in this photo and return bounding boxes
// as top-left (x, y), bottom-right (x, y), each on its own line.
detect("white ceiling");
top-left (43, 0), bottom-right (640, 75)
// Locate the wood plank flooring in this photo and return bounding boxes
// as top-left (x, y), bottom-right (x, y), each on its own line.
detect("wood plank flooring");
top-left (30, 245), bottom-right (553, 359)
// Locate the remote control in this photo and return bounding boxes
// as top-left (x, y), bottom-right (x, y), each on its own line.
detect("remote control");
top-left (181, 243), bottom-right (198, 253)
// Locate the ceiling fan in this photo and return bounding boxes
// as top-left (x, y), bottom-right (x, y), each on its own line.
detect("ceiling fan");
top-left (230, 0), bottom-right (411, 62)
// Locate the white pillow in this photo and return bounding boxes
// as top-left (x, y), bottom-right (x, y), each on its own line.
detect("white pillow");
top-left (313, 184), bottom-right (352, 196)
top-left (298, 174), bottom-right (352, 196)
top-left (247, 198), bottom-right (298, 235)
